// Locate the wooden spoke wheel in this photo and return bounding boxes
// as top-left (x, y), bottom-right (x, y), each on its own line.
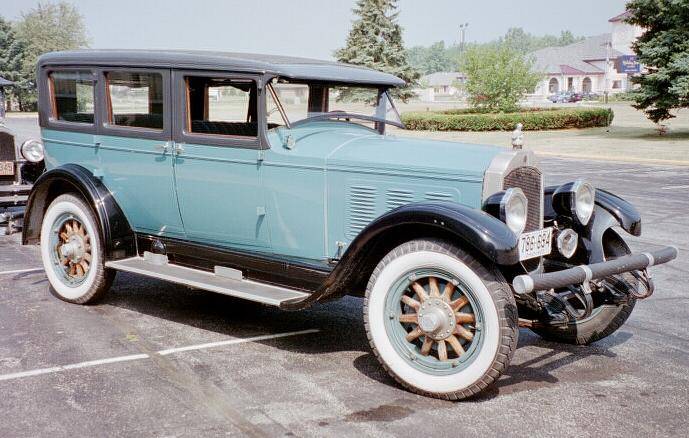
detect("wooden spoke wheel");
top-left (398, 274), bottom-right (478, 363)
top-left (41, 194), bottom-right (115, 304)
top-left (365, 239), bottom-right (518, 400)
top-left (55, 217), bottom-right (92, 281)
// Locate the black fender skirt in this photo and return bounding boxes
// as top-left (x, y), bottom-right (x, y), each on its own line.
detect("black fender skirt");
top-left (281, 201), bottom-right (519, 310)
top-left (22, 164), bottom-right (135, 259)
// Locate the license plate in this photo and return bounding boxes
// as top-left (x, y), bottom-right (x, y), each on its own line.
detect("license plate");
top-left (0, 161), bottom-right (13, 176)
top-left (518, 228), bottom-right (552, 261)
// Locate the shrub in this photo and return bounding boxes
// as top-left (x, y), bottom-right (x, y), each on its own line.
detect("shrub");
top-left (401, 107), bottom-right (614, 131)
top-left (460, 45), bottom-right (541, 112)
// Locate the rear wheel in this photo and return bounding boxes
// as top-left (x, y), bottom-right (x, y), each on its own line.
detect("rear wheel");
top-left (531, 230), bottom-right (637, 345)
top-left (364, 239), bottom-right (518, 400)
top-left (40, 194), bottom-right (115, 304)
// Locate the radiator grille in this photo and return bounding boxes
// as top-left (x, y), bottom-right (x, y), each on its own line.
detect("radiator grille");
top-left (0, 130), bottom-right (17, 183)
top-left (503, 166), bottom-right (543, 232)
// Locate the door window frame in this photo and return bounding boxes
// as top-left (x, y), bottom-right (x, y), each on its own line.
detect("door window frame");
top-left (40, 66), bottom-right (99, 134)
top-left (98, 67), bottom-right (172, 141)
top-left (172, 70), bottom-right (266, 149)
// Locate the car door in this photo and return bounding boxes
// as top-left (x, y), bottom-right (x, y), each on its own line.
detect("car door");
top-left (171, 70), bottom-right (269, 250)
top-left (97, 68), bottom-right (184, 237)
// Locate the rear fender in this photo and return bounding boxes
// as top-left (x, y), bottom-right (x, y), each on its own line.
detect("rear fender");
top-left (22, 164), bottom-right (135, 259)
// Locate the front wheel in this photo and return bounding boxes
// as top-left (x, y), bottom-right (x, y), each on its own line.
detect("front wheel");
top-left (40, 193), bottom-right (115, 304)
top-left (531, 230), bottom-right (637, 345)
top-left (364, 239), bottom-right (518, 400)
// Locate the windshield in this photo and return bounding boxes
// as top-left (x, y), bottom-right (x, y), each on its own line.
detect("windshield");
top-left (266, 79), bottom-right (403, 131)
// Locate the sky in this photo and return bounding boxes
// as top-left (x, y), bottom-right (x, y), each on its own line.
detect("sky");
top-left (3, 0), bottom-right (630, 60)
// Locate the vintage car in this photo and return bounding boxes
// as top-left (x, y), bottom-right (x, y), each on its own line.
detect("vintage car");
top-left (23, 50), bottom-right (676, 400)
top-left (0, 117), bottom-right (45, 227)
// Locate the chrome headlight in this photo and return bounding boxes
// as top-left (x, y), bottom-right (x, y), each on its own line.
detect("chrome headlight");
top-left (552, 179), bottom-right (596, 226)
top-left (21, 139), bottom-right (44, 163)
top-left (500, 188), bottom-right (528, 234)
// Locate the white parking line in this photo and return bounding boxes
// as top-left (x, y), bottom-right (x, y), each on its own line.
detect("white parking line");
top-left (0, 267), bottom-right (44, 276)
top-left (0, 328), bottom-right (319, 382)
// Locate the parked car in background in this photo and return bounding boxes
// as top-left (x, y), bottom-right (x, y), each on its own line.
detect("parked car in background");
top-left (24, 50), bottom-right (677, 400)
top-left (548, 91), bottom-right (582, 103)
top-left (0, 119), bottom-right (45, 230)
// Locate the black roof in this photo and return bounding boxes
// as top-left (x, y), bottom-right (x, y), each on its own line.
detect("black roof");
top-left (38, 49), bottom-right (405, 87)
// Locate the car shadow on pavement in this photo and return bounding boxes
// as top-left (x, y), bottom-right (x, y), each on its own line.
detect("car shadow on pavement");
top-left (103, 272), bottom-right (370, 355)
top-left (103, 272), bottom-right (635, 400)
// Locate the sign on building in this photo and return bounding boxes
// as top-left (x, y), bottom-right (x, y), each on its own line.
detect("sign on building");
top-left (617, 55), bottom-right (641, 74)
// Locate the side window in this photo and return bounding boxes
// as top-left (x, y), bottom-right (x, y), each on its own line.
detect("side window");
top-left (49, 71), bottom-right (95, 124)
top-left (106, 71), bottom-right (164, 130)
top-left (186, 76), bottom-right (257, 137)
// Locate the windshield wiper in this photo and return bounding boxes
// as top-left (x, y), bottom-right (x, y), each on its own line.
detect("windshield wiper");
top-left (291, 112), bottom-right (406, 129)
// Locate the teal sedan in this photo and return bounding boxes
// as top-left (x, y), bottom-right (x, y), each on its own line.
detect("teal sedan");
top-left (22, 50), bottom-right (676, 400)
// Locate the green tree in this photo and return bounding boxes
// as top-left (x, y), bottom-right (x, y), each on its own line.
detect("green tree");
top-left (626, 0), bottom-right (689, 123)
top-left (498, 28), bottom-right (584, 54)
top-left (460, 45), bottom-right (540, 112)
top-left (14, 2), bottom-right (89, 110)
top-left (407, 41), bottom-right (454, 74)
top-left (0, 16), bottom-right (26, 110)
top-left (335, 0), bottom-right (419, 101)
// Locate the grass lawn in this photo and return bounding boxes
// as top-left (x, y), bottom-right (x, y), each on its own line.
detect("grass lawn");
top-left (393, 102), bottom-right (689, 165)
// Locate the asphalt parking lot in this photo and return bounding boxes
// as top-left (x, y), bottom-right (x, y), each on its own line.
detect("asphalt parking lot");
top-left (2, 117), bottom-right (689, 437)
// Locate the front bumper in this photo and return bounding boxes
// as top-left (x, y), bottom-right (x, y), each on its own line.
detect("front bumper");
top-left (512, 246), bottom-right (678, 294)
top-left (0, 183), bottom-right (31, 208)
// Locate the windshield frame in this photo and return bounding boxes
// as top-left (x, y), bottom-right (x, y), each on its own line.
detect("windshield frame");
top-left (265, 81), bottom-right (405, 134)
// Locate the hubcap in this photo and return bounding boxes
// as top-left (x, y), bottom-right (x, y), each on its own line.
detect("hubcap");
top-left (417, 297), bottom-right (456, 340)
top-left (385, 270), bottom-right (482, 373)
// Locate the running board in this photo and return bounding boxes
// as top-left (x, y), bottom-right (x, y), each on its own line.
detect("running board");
top-left (105, 255), bottom-right (310, 306)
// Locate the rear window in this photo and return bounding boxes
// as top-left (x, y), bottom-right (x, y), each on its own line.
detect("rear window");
top-left (106, 72), bottom-right (164, 130)
top-left (49, 71), bottom-right (95, 124)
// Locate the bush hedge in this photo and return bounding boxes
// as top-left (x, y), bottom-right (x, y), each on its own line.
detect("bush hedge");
top-left (401, 107), bottom-right (614, 131)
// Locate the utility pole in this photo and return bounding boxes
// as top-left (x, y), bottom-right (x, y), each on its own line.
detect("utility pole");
top-left (459, 22), bottom-right (469, 52)
top-left (603, 39), bottom-right (611, 104)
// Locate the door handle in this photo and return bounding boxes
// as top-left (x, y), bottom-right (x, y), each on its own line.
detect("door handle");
top-left (174, 143), bottom-right (185, 155)
top-left (154, 143), bottom-right (170, 154)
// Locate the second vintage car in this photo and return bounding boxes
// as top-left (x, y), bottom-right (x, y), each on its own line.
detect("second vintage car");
top-left (23, 50), bottom-right (676, 400)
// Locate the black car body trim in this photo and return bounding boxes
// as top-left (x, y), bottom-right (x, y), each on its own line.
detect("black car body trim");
top-left (135, 234), bottom-right (331, 292)
top-left (22, 164), bottom-right (136, 259)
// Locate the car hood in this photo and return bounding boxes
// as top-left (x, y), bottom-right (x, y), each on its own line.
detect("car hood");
top-left (287, 122), bottom-right (502, 181)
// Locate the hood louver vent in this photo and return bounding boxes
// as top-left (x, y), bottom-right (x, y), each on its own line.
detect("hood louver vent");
top-left (347, 185), bottom-right (377, 239)
top-left (386, 189), bottom-right (414, 210)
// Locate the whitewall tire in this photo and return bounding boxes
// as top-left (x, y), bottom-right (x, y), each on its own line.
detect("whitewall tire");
top-left (364, 239), bottom-right (518, 400)
top-left (40, 194), bottom-right (114, 304)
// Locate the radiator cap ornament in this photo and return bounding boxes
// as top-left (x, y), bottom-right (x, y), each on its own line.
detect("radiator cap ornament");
top-left (511, 123), bottom-right (524, 150)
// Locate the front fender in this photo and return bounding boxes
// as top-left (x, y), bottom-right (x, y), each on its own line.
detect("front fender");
top-left (544, 185), bottom-right (641, 236)
top-left (343, 201), bottom-right (520, 266)
top-left (22, 164), bottom-right (135, 259)
top-left (281, 201), bottom-right (519, 310)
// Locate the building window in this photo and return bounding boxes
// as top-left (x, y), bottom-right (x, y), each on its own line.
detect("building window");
top-left (612, 80), bottom-right (622, 89)
top-left (548, 78), bottom-right (559, 93)
top-left (582, 77), bottom-right (592, 93)
top-left (186, 76), bottom-right (257, 137)
top-left (49, 71), bottom-right (95, 124)
top-left (106, 71), bottom-right (164, 130)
